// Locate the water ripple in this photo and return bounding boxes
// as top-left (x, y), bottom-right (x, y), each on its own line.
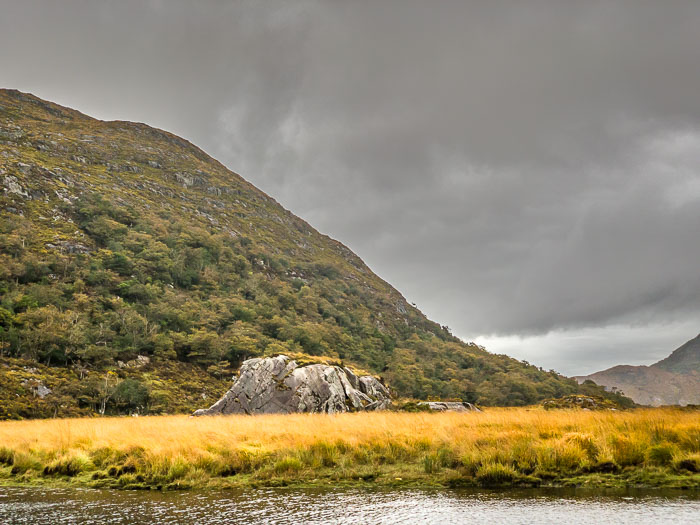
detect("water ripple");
top-left (0, 486), bottom-right (698, 524)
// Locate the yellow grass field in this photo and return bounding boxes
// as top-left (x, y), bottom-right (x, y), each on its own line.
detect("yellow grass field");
top-left (0, 408), bottom-right (699, 490)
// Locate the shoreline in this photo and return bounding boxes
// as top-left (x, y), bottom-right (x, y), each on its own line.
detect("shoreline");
top-left (1, 472), bottom-right (699, 492)
top-left (1, 409), bottom-right (698, 491)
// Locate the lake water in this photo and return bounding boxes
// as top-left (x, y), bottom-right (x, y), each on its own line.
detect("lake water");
top-left (0, 486), bottom-right (698, 524)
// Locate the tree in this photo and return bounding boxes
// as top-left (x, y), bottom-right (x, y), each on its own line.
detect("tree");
top-left (186, 328), bottom-right (226, 366)
top-left (80, 372), bottom-right (119, 415)
top-left (113, 379), bottom-right (149, 414)
top-left (16, 306), bottom-right (87, 364)
top-left (0, 306), bottom-right (14, 357)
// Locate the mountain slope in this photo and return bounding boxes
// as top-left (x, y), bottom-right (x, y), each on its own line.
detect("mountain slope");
top-left (576, 335), bottom-right (700, 406)
top-left (654, 334), bottom-right (700, 374)
top-left (0, 89), bottom-right (624, 418)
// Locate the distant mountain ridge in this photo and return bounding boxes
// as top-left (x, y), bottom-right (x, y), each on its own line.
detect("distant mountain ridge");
top-left (576, 334), bottom-right (700, 406)
top-left (654, 334), bottom-right (700, 374)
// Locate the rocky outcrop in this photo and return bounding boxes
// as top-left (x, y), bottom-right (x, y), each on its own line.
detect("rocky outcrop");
top-left (417, 401), bottom-right (480, 412)
top-left (541, 394), bottom-right (622, 410)
top-left (193, 355), bottom-right (391, 416)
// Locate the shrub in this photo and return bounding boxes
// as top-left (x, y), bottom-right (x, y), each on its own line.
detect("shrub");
top-left (113, 379), bottom-right (149, 412)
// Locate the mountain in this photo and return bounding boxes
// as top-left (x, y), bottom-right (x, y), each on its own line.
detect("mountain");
top-left (654, 334), bottom-right (700, 374)
top-left (576, 334), bottom-right (700, 406)
top-left (0, 89), bottom-right (625, 418)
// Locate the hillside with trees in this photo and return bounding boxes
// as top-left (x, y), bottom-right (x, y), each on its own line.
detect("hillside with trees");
top-left (0, 89), bottom-right (630, 418)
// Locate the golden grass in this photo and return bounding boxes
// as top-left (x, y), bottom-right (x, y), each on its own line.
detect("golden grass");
top-left (0, 408), bottom-right (698, 489)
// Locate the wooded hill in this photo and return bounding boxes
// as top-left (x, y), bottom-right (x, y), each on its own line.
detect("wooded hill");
top-left (0, 89), bottom-right (629, 418)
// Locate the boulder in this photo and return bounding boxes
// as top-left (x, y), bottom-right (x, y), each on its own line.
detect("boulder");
top-left (417, 401), bottom-right (480, 412)
top-left (193, 355), bottom-right (392, 416)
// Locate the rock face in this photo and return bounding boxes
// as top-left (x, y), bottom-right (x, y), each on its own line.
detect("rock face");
top-left (417, 401), bottom-right (480, 412)
top-left (193, 355), bottom-right (391, 416)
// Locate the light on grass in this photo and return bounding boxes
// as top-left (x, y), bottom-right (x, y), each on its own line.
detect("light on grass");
top-left (0, 408), bottom-right (697, 489)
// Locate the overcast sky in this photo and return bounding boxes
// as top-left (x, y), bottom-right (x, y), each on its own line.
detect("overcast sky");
top-left (2, 1), bottom-right (699, 375)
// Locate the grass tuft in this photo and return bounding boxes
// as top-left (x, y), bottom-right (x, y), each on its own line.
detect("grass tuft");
top-left (475, 462), bottom-right (517, 486)
top-left (0, 446), bottom-right (15, 466)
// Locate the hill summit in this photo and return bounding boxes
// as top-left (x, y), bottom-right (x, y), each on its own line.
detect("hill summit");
top-left (576, 334), bottom-right (700, 406)
top-left (0, 89), bottom-right (622, 418)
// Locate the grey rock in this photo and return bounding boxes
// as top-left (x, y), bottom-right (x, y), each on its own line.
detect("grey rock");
top-left (20, 379), bottom-right (52, 399)
top-left (107, 163), bottom-right (141, 173)
top-left (417, 401), bottom-right (481, 412)
top-left (3, 175), bottom-right (29, 198)
top-left (358, 376), bottom-right (391, 399)
top-left (174, 171), bottom-right (206, 188)
top-left (194, 355), bottom-right (391, 416)
top-left (16, 162), bottom-right (32, 174)
top-left (45, 240), bottom-right (90, 254)
top-left (343, 366), bottom-right (359, 389)
top-left (36, 384), bottom-right (51, 399)
top-left (0, 128), bottom-right (24, 141)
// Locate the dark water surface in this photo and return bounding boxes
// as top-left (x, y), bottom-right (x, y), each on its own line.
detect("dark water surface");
top-left (1, 486), bottom-right (698, 524)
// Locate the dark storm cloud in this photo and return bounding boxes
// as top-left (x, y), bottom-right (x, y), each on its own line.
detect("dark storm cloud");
top-left (3, 0), bottom-right (700, 373)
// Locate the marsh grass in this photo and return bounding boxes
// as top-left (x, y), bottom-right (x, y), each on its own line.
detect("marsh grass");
top-left (475, 462), bottom-right (517, 486)
top-left (0, 408), bottom-right (698, 489)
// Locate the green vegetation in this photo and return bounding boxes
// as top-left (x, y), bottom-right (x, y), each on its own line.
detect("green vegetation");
top-left (542, 393), bottom-right (634, 410)
top-left (0, 89), bottom-right (630, 418)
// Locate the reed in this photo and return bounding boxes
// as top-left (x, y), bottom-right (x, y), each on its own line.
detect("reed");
top-left (0, 408), bottom-right (698, 489)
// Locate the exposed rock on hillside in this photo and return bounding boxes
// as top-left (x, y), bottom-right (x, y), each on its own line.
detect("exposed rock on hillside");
top-left (193, 355), bottom-right (391, 415)
top-left (541, 394), bottom-right (623, 410)
top-left (416, 401), bottom-right (480, 412)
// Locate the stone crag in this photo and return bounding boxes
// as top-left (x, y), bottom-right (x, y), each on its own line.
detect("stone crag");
top-left (193, 355), bottom-right (392, 415)
top-left (416, 401), bottom-right (480, 412)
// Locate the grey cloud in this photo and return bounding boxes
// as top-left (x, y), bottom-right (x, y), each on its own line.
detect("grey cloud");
top-left (2, 0), bottom-right (700, 371)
